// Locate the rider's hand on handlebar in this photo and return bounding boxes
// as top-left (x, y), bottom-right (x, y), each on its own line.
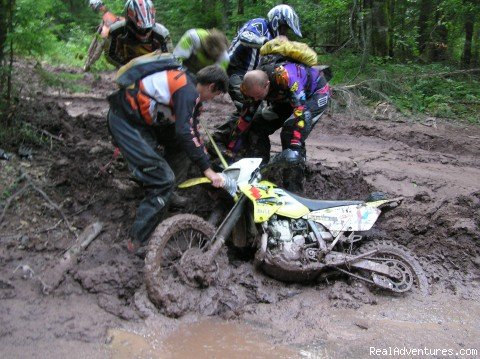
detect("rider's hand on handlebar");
top-left (204, 168), bottom-right (225, 188)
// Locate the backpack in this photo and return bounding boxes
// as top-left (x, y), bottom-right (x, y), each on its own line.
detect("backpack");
top-left (258, 39), bottom-right (332, 89)
top-left (260, 38), bottom-right (318, 67)
top-left (115, 50), bottom-right (182, 87)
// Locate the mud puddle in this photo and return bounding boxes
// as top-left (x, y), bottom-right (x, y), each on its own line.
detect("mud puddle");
top-left (107, 320), bottom-right (298, 358)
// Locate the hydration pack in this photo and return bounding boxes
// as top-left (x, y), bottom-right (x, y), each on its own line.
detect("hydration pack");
top-left (115, 51), bottom-right (182, 87)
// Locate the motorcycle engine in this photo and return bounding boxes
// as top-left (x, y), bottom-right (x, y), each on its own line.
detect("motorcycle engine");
top-left (266, 217), bottom-right (315, 261)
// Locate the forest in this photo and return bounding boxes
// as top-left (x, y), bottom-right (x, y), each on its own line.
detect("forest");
top-left (0, 0), bottom-right (479, 127)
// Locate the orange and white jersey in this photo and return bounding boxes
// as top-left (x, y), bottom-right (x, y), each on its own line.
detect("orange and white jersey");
top-left (127, 69), bottom-right (190, 125)
top-left (119, 69), bottom-right (211, 171)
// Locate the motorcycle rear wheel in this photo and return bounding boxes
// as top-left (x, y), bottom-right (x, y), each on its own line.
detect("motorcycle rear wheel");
top-left (355, 239), bottom-right (429, 295)
top-left (145, 214), bottom-right (215, 317)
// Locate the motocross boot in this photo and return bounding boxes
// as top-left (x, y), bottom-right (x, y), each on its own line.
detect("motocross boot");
top-left (283, 165), bottom-right (305, 194)
top-left (282, 148), bottom-right (306, 194)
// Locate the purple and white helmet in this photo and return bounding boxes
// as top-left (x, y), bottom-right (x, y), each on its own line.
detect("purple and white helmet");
top-left (267, 4), bottom-right (302, 38)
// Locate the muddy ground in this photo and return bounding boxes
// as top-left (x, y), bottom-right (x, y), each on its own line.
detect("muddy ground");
top-left (0, 62), bottom-right (479, 358)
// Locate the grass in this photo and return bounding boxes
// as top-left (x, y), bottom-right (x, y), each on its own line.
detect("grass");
top-left (36, 67), bottom-right (89, 93)
top-left (0, 121), bottom-right (50, 149)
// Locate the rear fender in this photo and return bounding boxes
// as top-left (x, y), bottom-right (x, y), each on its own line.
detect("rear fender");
top-left (366, 197), bottom-right (403, 210)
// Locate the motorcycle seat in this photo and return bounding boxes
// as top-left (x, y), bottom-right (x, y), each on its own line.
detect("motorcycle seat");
top-left (284, 190), bottom-right (363, 211)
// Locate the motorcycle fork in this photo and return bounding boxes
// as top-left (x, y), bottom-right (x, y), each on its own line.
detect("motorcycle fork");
top-left (205, 194), bottom-right (248, 263)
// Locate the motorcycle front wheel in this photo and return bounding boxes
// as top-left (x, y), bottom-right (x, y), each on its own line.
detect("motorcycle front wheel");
top-left (83, 35), bottom-right (105, 72)
top-left (145, 214), bottom-right (215, 317)
top-left (355, 239), bottom-right (429, 295)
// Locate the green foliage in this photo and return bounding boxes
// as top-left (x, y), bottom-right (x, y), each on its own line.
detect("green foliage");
top-left (0, 121), bottom-right (49, 149)
top-left (329, 52), bottom-right (480, 124)
top-left (35, 67), bottom-right (88, 93)
top-left (1, 0), bottom-right (478, 126)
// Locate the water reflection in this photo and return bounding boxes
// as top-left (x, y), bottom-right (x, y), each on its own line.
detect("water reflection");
top-left (107, 320), bottom-right (300, 359)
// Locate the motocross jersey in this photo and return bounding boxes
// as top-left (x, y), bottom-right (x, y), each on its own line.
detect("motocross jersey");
top-left (227, 63), bottom-right (330, 152)
top-left (105, 20), bottom-right (174, 68)
top-left (173, 28), bottom-right (229, 74)
top-left (112, 69), bottom-right (211, 171)
top-left (227, 18), bottom-right (274, 76)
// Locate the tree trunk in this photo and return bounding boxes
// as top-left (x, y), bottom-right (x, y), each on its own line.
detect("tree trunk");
top-left (387, 0), bottom-right (395, 57)
top-left (0, 0), bottom-right (7, 67)
top-left (349, 0), bottom-right (360, 49)
top-left (430, 7), bottom-right (448, 62)
top-left (238, 0), bottom-right (244, 15)
top-left (418, 0), bottom-right (433, 55)
top-left (361, 0), bottom-right (372, 70)
top-left (221, 0), bottom-right (232, 31)
top-left (461, 12), bottom-right (475, 67)
top-left (473, 26), bottom-right (480, 67)
top-left (371, 0), bottom-right (390, 57)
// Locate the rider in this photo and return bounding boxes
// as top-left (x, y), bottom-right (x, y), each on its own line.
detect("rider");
top-left (173, 28), bottom-right (229, 74)
top-left (212, 4), bottom-right (303, 152)
top-left (107, 64), bottom-right (228, 252)
top-left (227, 4), bottom-right (302, 110)
top-left (224, 61), bottom-right (331, 194)
top-left (104, 0), bottom-right (173, 68)
top-left (84, 0), bottom-right (123, 71)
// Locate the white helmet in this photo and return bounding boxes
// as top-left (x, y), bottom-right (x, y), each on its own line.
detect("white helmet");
top-left (89, 0), bottom-right (104, 11)
top-left (267, 4), bottom-right (302, 38)
top-left (125, 0), bottom-right (155, 31)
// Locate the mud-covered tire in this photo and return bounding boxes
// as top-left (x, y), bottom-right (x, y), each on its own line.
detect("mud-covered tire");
top-left (83, 35), bottom-right (104, 72)
top-left (145, 214), bottom-right (215, 316)
top-left (355, 239), bottom-right (429, 295)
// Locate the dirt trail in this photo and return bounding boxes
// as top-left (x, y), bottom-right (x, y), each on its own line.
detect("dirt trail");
top-left (0, 65), bottom-right (479, 358)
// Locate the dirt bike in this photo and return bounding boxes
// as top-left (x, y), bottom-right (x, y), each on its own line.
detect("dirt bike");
top-left (145, 150), bottom-right (428, 315)
top-left (83, 11), bottom-right (123, 72)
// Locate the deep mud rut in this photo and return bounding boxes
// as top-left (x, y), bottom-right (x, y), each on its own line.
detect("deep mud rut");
top-left (0, 64), bottom-right (479, 358)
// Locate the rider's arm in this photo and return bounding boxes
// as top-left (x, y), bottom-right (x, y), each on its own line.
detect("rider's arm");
top-left (153, 23), bottom-right (173, 53)
top-left (203, 168), bottom-right (224, 188)
top-left (173, 29), bottom-right (199, 62)
top-left (105, 21), bottom-right (126, 67)
top-left (215, 50), bottom-right (230, 71)
top-left (238, 19), bottom-right (272, 48)
top-left (226, 100), bottom-right (262, 154)
top-left (170, 77), bottom-right (211, 172)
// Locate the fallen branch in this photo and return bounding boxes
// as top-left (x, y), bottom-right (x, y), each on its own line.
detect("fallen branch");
top-left (28, 180), bottom-right (75, 235)
top-left (0, 184), bottom-right (30, 225)
top-left (17, 169), bottom-right (76, 236)
top-left (24, 122), bottom-right (64, 142)
top-left (40, 221), bottom-right (103, 294)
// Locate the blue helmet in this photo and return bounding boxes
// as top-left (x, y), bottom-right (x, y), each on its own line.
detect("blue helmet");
top-left (267, 4), bottom-right (302, 38)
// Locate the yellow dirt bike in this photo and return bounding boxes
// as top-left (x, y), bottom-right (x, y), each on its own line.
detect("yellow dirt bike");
top-left (145, 150), bottom-right (428, 316)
